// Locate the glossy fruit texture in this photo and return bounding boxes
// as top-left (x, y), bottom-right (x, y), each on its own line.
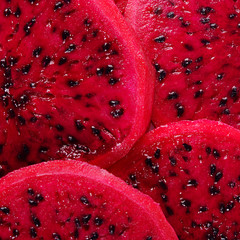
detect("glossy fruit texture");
top-left (0, 0), bottom-right (153, 174)
top-left (0, 160), bottom-right (177, 239)
top-left (110, 120), bottom-right (240, 239)
top-left (125, 0), bottom-right (240, 128)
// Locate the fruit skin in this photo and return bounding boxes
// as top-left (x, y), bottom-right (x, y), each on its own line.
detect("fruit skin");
top-left (0, 160), bottom-right (177, 240)
top-left (125, 0), bottom-right (240, 129)
top-left (109, 120), bottom-right (240, 239)
top-left (0, 0), bottom-right (153, 172)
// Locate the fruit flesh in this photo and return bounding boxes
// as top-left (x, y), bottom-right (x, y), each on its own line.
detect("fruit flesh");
top-left (0, 0), bottom-right (152, 174)
top-left (110, 120), bottom-right (240, 239)
top-left (0, 160), bottom-right (177, 239)
top-left (114, 0), bottom-right (128, 13)
top-left (125, 0), bottom-right (240, 128)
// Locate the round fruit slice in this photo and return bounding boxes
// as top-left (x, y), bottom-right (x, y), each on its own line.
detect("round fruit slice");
top-left (125, 0), bottom-right (240, 128)
top-left (0, 0), bottom-right (153, 174)
top-left (110, 120), bottom-right (240, 239)
top-left (0, 160), bottom-right (177, 239)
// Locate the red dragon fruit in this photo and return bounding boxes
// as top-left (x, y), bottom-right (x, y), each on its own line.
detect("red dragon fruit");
top-left (125, 0), bottom-right (240, 128)
top-left (110, 120), bottom-right (240, 239)
top-left (0, 0), bottom-right (153, 174)
top-left (0, 160), bottom-right (177, 239)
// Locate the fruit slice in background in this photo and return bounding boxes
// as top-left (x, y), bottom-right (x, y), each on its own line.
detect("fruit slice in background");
top-left (110, 120), bottom-right (240, 239)
top-left (125, 0), bottom-right (240, 128)
top-left (0, 0), bottom-right (153, 173)
top-left (0, 160), bottom-right (177, 239)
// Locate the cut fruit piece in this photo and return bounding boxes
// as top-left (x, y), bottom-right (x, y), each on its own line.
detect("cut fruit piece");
top-left (125, 0), bottom-right (240, 128)
top-left (0, 160), bottom-right (177, 240)
top-left (110, 120), bottom-right (240, 239)
top-left (0, 0), bottom-right (153, 173)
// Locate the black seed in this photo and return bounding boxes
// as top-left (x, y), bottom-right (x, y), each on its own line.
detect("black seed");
top-left (145, 158), bottom-right (153, 167)
top-left (9, 56), bottom-right (18, 66)
top-left (201, 39), bottom-right (210, 45)
top-left (55, 124), bottom-right (64, 131)
top-left (42, 56), bottom-right (51, 67)
top-left (32, 216), bottom-right (41, 227)
top-left (206, 147), bottom-right (211, 154)
top-left (58, 57), bottom-right (67, 65)
top-left (30, 227), bottom-right (37, 238)
top-left (0, 206), bottom-right (10, 214)
top-left (151, 164), bottom-right (159, 174)
top-left (183, 143), bottom-right (192, 152)
top-left (180, 199), bottom-right (191, 207)
top-left (29, 199), bottom-right (38, 206)
top-left (94, 217), bottom-right (103, 226)
top-left (35, 194), bottom-right (44, 202)
top-left (154, 35), bottom-right (166, 43)
top-left (167, 91), bottom-right (179, 100)
top-left (111, 108), bottom-right (124, 118)
top-left (75, 120), bottom-right (85, 131)
top-left (154, 148), bottom-right (161, 159)
top-left (65, 44), bottom-right (76, 53)
top-left (161, 194), bottom-right (168, 202)
top-left (210, 164), bottom-right (216, 175)
top-left (92, 126), bottom-right (100, 136)
top-left (45, 114), bottom-right (51, 120)
top-left (8, 108), bottom-right (15, 118)
top-left (4, 8), bottom-right (12, 17)
top-left (62, 30), bottom-right (70, 41)
top-left (83, 18), bottom-right (92, 27)
top-left (187, 179), bottom-right (198, 187)
top-left (209, 186), bottom-right (220, 195)
top-left (68, 79), bottom-right (80, 87)
top-left (184, 44), bottom-right (194, 51)
top-left (39, 146), bottom-right (48, 153)
top-left (17, 144), bottom-right (30, 160)
top-left (219, 203), bottom-right (225, 214)
top-left (89, 232), bottom-right (98, 240)
top-left (200, 17), bottom-right (210, 24)
top-left (196, 57), bottom-right (203, 63)
top-left (175, 103), bottom-right (184, 117)
top-left (210, 23), bottom-right (218, 29)
top-left (199, 206), bottom-right (208, 213)
top-left (13, 229), bottom-right (19, 237)
top-left (109, 78), bottom-right (119, 85)
top-left (0, 144), bottom-right (3, 154)
top-left (219, 97), bottom-right (228, 107)
top-left (22, 64), bottom-right (31, 74)
top-left (199, 7), bottom-right (213, 15)
top-left (185, 69), bottom-right (192, 75)
top-left (167, 12), bottom-right (175, 18)
top-left (223, 109), bottom-right (230, 115)
top-left (96, 67), bottom-right (104, 76)
top-left (228, 181), bottom-right (236, 188)
top-left (68, 135), bottom-right (78, 143)
top-left (213, 149), bottom-right (220, 159)
top-left (52, 233), bottom-right (61, 240)
top-left (182, 58), bottom-right (192, 67)
top-left (102, 42), bottom-right (111, 51)
top-left (54, 2), bottom-right (63, 11)
top-left (159, 179), bottom-right (168, 190)
top-left (74, 218), bottom-right (81, 228)
top-left (74, 229), bottom-right (79, 238)
top-left (166, 206), bottom-right (174, 215)
top-left (109, 100), bottom-right (120, 107)
top-left (229, 13), bottom-right (237, 19)
top-left (181, 21), bottom-right (190, 27)
top-left (28, 0), bottom-right (36, 4)
top-left (108, 225), bottom-right (115, 235)
top-left (169, 156), bottom-right (177, 166)
top-left (129, 174), bottom-right (136, 181)
top-left (15, 7), bottom-right (21, 17)
top-left (82, 214), bottom-right (91, 224)
top-left (146, 237), bottom-right (152, 240)
top-left (18, 116), bottom-right (26, 125)
top-left (28, 188), bottom-right (35, 195)
top-left (230, 86), bottom-right (238, 100)
top-left (80, 196), bottom-right (89, 205)
top-left (105, 65), bottom-right (114, 74)
top-left (226, 201), bottom-right (234, 211)
top-left (214, 171), bottom-right (223, 183)
top-left (24, 18), bottom-right (36, 35)
top-left (194, 89), bottom-right (204, 98)
top-left (158, 69), bottom-right (166, 81)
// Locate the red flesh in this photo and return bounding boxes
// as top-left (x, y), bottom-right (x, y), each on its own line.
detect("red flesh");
top-left (0, 0), bottom-right (153, 173)
top-left (0, 160), bottom-right (177, 239)
top-left (110, 120), bottom-right (240, 239)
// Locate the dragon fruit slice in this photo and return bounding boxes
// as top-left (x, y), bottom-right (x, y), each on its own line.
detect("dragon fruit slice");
top-left (110, 120), bottom-right (240, 239)
top-left (0, 0), bottom-right (153, 173)
top-left (125, 0), bottom-right (240, 128)
top-left (0, 160), bottom-right (177, 239)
